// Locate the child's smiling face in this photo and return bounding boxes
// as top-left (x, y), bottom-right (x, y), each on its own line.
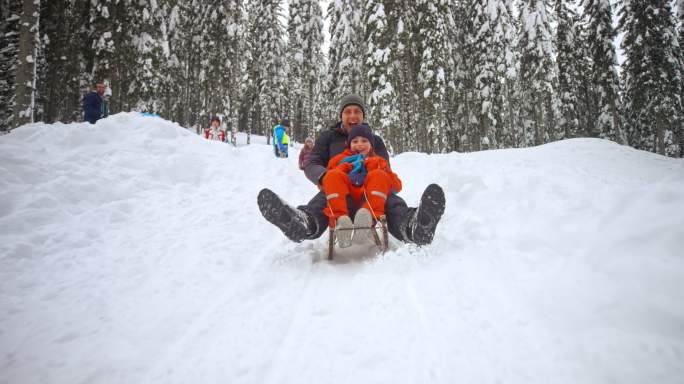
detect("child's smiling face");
top-left (350, 136), bottom-right (372, 156)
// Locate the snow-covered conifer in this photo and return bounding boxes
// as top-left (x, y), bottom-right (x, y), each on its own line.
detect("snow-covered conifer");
top-left (287, 0), bottom-right (324, 142)
top-left (197, 0), bottom-right (244, 130)
top-left (413, 0), bottom-right (454, 153)
top-left (88, 0), bottom-right (142, 114)
top-left (471, 0), bottom-right (517, 149)
top-left (326, 0), bottom-right (366, 99)
top-left (554, 0), bottom-right (583, 140)
top-left (364, 0), bottom-right (401, 152)
top-left (161, 1), bottom-right (207, 127)
top-left (619, 0), bottom-right (683, 156)
top-left (131, 0), bottom-right (166, 115)
top-left (35, 1), bottom-right (91, 124)
top-left (13, 0), bottom-right (40, 127)
top-left (0, 0), bottom-right (21, 131)
top-left (246, 0), bottom-right (287, 141)
top-left (444, 0), bottom-right (475, 152)
top-left (516, 0), bottom-right (557, 147)
top-left (581, 0), bottom-right (623, 142)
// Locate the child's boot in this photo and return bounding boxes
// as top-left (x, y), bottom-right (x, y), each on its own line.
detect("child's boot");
top-left (353, 208), bottom-right (373, 244)
top-left (335, 215), bottom-right (354, 248)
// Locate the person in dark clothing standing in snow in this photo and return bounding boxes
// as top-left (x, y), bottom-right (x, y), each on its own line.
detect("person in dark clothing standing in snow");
top-left (258, 93), bottom-right (446, 246)
top-left (83, 81), bottom-right (106, 124)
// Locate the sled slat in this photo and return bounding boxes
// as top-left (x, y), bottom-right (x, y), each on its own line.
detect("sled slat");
top-left (327, 216), bottom-right (389, 260)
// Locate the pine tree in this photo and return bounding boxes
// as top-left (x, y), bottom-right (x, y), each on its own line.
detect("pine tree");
top-left (161, 1), bottom-right (207, 128)
top-left (13, 0), bottom-right (40, 127)
top-left (157, 1), bottom-right (183, 125)
top-left (677, 0), bottom-right (684, 156)
top-left (390, 0), bottom-right (421, 153)
top-left (620, 0), bottom-right (683, 156)
top-left (245, 0), bottom-right (286, 141)
top-left (287, 0), bottom-right (324, 142)
top-left (470, 0), bottom-right (517, 150)
top-left (571, 10), bottom-right (594, 140)
top-left (0, 0), bottom-right (21, 131)
top-left (38, 0), bottom-right (82, 124)
top-left (554, 0), bottom-right (582, 140)
top-left (445, 0), bottom-right (474, 152)
top-left (582, 0), bottom-right (622, 142)
top-left (326, 0), bottom-right (366, 99)
top-left (132, 0), bottom-right (166, 115)
top-left (194, 0), bottom-right (244, 132)
top-left (237, 0), bottom-right (256, 140)
top-left (223, 0), bottom-right (246, 139)
top-left (364, 0), bottom-right (402, 152)
top-left (88, 0), bottom-right (138, 114)
top-left (413, 0), bottom-right (454, 152)
top-left (517, 0), bottom-right (557, 147)
top-left (364, 0), bottom-right (457, 154)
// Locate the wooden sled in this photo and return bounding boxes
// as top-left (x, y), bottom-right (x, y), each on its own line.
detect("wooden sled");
top-left (328, 215), bottom-right (389, 260)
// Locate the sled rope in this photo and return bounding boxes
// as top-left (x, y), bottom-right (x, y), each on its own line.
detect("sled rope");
top-left (362, 187), bottom-right (380, 223)
top-left (325, 197), bottom-right (336, 228)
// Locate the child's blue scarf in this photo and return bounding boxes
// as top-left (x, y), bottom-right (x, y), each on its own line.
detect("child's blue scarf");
top-left (339, 153), bottom-right (367, 186)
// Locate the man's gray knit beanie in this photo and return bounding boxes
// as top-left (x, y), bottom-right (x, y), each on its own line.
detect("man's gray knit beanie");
top-left (338, 93), bottom-right (366, 118)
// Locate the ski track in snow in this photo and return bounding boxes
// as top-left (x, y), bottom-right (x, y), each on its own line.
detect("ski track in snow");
top-left (1, 113), bottom-right (684, 384)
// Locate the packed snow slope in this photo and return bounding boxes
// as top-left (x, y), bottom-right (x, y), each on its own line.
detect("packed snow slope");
top-left (1, 113), bottom-right (683, 384)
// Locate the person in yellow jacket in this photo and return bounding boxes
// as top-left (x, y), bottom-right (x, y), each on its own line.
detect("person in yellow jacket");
top-left (273, 119), bottom-right (290, 158)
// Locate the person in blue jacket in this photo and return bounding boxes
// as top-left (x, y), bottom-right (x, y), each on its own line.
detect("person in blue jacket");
top-left (83, 82), bottom-right (106, 124)
top-left (273, 119), bottom-right (290, 158)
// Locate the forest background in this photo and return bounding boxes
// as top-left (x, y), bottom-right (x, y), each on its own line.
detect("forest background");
top-left (1, 0), bottom-right (682, 157)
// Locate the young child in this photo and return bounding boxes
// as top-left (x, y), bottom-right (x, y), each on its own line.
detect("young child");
top-left (322, 124), bottom-right (402, 247)
top-left (299, 137), bottom-right (314, 170)
top-left (205, 116), bottom-right (222, 140)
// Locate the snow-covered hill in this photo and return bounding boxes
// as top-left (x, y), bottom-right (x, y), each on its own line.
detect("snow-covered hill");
top-left (1, 113), bottom-right (683, 384)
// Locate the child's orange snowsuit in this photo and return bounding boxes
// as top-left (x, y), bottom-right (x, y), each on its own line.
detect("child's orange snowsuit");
top-left (322, 148), bottom-right (402, 223)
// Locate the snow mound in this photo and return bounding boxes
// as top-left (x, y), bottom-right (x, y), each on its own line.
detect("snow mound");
top-left (1, 114), bottom-right (683, 384)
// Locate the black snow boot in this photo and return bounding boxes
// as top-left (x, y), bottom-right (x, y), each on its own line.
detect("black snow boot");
top-left (258, 188), bottom-right (315, 243)
top-left (406, 184), bottom-right (445, 246)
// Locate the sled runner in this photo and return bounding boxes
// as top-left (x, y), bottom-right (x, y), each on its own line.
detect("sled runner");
top-left (327, 215), bottom-right (388, 260)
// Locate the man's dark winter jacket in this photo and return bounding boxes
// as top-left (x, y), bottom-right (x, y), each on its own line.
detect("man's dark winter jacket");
top-left (304, 122), bottom-right (390, 185)
top-left (83, 91), bottom-right (103, 124)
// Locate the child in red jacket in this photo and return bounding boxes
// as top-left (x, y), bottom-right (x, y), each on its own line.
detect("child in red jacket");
top-left (322, 124), bottom-right (402, 247)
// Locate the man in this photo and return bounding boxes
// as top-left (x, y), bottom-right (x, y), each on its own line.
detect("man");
top-left (258, 93), bottom-right (445, 246)
top-left (83, 82), bottom-right (106, 124)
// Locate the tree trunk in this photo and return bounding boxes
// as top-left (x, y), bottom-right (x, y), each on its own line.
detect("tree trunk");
top-left (14, 0), bottom-right (40, 128)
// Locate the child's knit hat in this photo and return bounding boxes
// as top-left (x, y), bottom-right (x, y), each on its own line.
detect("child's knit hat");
top-left (346, 124), bottom-right (373, 147)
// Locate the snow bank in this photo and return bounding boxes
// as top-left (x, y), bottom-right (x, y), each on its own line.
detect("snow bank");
top-left (1, 113), bottom-right (683, 384)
